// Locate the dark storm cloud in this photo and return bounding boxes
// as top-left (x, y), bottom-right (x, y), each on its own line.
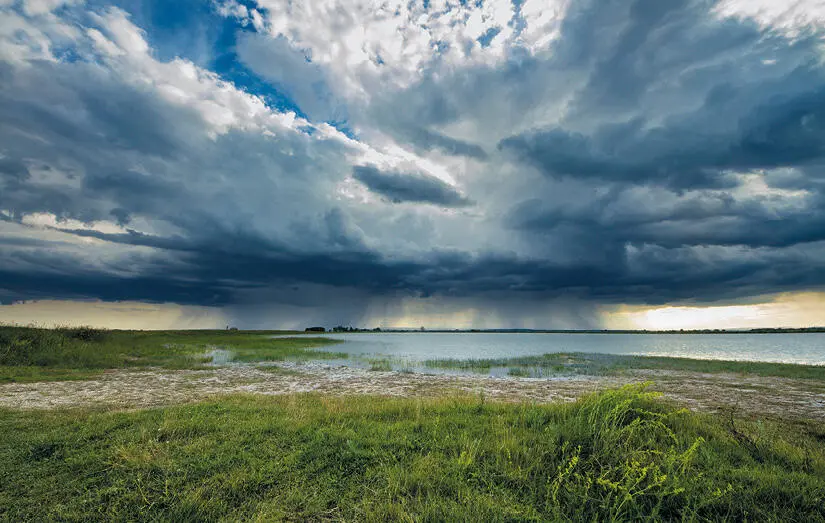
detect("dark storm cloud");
top-left (4, 0), bottom-right (825, 321)
top-left (352, 165), bottom-right (472, 207)
top-left (7, 225), bottom-right (825, 308)
top-left (499, 82), bottom-right (825, 189)
top-left (0, 157), bottom-right (30, 183)
top-left (505, 185), bottom-right (825, 249)
top-left (394, 127), bottom-right (488, 160)
top-left (496, 0), bottom-right (825, 190)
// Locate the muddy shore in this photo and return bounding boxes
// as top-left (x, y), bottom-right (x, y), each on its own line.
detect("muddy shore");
top-left (1, 362), bottom-right (823, 420)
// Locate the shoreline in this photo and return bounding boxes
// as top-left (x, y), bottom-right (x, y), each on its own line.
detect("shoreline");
top-left (1, 361), bottom-right (823, 421)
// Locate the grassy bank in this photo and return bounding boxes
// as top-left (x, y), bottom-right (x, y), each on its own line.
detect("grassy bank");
top-left (1, 385), bottom-right (823, 521)
top-left (0, 326), bottom-right (345, 383)
top-left (425, 352), bottom-right (825, 380)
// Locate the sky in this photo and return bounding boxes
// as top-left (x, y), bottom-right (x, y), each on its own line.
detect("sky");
top-left (2, 0), bottom-right (825, 330)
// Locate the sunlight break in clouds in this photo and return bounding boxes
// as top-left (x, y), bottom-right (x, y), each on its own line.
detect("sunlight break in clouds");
top-left (607, 293), bottom-right (825, 330)
top-left (0, 300), bottom-right (227, 329)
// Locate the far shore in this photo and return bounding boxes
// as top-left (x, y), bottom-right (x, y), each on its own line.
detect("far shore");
top-left (309, 327), bottom-right (825, 334)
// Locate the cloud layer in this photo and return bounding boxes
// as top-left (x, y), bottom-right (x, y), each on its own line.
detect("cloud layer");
top-left (2, 0), bottom-right (825, 326)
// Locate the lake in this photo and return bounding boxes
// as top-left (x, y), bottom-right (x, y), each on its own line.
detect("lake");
top-left (312, 332), bottom-right (825, 365)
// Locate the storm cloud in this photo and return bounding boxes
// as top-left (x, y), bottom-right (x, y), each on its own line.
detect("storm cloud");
top-left (2, 0), bottom-right (825, 326)
top-left (352, 165), bottom-right (471, 207)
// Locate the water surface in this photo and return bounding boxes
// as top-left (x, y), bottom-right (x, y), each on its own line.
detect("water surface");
top-left (313, 332), bottom-right (825, 365)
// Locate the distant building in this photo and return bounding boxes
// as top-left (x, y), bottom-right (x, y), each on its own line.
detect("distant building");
top-left (305, 327), bottom-right (326, 333)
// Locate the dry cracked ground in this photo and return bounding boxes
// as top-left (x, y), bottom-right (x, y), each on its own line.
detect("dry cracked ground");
top-left (1, 363), bottom-right (823, 421)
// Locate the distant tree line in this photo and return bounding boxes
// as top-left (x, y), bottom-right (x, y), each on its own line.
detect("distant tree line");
top-left (302, 327), bottom-right (825, 334)
top-left (304, 326), bottom-right (382, 333)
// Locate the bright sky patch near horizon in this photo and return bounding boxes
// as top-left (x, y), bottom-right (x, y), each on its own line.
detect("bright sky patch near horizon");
top-left (2, 0), bottom-right (825, 330)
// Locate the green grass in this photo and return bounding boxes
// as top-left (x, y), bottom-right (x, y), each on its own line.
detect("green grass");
top-left (425, 352), bottom-right (825, 380)
top-left (1, 385), bottom-right (823, 521)
top-left (0, 326), bottom-right (345, 382)
top-left (0, 366), bottom-right (104, 383)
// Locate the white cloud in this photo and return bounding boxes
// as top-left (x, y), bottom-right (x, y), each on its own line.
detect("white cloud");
top-left (214, 0), bottom-right (249, 21)
top-left (21, 0), bottom-right (80, 17)
top-left (240, 0), bottom-right (527, 100)
top-left (715, 0), bottom-right (825, 36)
top-left (519, 0), bottom-right (571, 51)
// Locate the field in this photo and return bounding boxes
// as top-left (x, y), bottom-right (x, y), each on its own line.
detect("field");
top-left (1, 326), bottom-right (825, 521)
top-left (3, 386), bottom-right (824, 521)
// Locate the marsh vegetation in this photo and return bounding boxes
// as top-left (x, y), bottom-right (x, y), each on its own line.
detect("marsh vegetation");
top-left (424, 352), bottom-right (825, 381)
top-left (0, 326), bottom-right (344, 383)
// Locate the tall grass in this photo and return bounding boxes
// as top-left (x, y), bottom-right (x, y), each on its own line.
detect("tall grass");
top-left (0, 326), bottom-right (345, 382)
top-left (0, 326), bottom-right (116, 368)
top-left (1, 385), bottom-right (822, 521)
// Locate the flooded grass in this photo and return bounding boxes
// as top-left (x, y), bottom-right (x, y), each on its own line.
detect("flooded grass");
top-left (425, 352), bottom-right (825, 380)
top-left (507, 367), bottom-right (532, 377)
top-left (367, 359), bottom-right (393, 372)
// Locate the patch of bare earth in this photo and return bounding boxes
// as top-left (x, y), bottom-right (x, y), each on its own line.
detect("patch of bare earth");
top-left (0, 363), bottom-right (822, 420)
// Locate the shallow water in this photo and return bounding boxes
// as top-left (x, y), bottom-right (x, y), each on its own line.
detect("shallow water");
top-left (310, 332), bottom-right (825, 365)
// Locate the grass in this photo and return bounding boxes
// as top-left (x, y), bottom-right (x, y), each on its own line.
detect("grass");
top-left (0, 366), bottom-right (104, 383)
top-left (0, 326), bottom-right (346, 382)
top-left (425, 352), bottom-right (825, 380)
top-left (0, 385), bottom-right (823, 521)
top-left (368, 359), bottom-right (393, 372)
